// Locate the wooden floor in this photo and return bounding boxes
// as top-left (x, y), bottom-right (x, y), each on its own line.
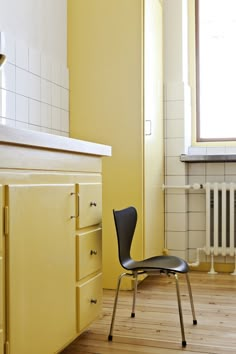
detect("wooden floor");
top-left (61, 271), bottom-right (236, 354)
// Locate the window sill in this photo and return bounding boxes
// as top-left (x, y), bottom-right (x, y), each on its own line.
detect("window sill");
top-left (180, 154), bottom-right (236, 163)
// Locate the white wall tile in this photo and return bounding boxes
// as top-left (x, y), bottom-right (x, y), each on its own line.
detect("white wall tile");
top-left (0, 89), bottom-right (15, 119)
top-left (41, 54), bottom-right (52, 81)
top-left (28, 73), bottom-right (40, 100)
top-left (166, 194), bottom-right (187, 213)
top-left (29, 99), bottom-right (40, 125)
top-left (51, 61), bottom-right (61, 85)
top-left (0, 32), bottom-right (16, 64)
top-left (16, 67), bottom-right (29, 96)
top-left (166, 138), bottom-right (184, 156)
top-left (16, 40), bottom-right (28, 70)
top-left (225, 163), bottom-right (236, 175)
top-left (41, 103), bottom-right (51, 128)
top-left (41, 79), bottom-right (51, 104)
top-left (15, 121), bottom-right (28, 130)
top-left (0, 32), bottom-right (69, 138)
top-left (205, 175), bottom-right (225, 183)
top-left (1, 62), bottom-right (15, 92)
top-left (0, 117), bottom-right (15, 127)
top-left (206, 163), bottom-right (225, 176)
top-left (166, 101), bottom-right (184, 119)
top-left (189, 194), bottom-right (205, 212)
top-left (189, 212), bottom-right (205, 231)
top-left (188, 146), bottom-right (207, 155)
top-left (206, 147), bottom-right (226, 155)
top-left (166, 156), bottom-right (186, 176)
top-left (61, 87), bottom-right (69, 110)
top-left (166, 83), bottom-right (185, 101)
top-left (28, 124), bottom-right (41, 132)
top-left (61, 109), bottom-right (69, 132)
top-left (41, 127), bottom-right (52, 134)
top-left (61, 67), bottom-right (69, 89)
top-left (51, 106), bottom-right (61, 130)
top-left (189, 230), bottom-right (206, 249)
top-left (29, 48), bottom-right (41, 76)
top-left (16, 94), bottom-right (28, 122)
top-left (166, 119), bottom-right (184, 138)
top-left (166, 231), bottom-right (187, 250)
top-left (188, 163), bottom-right (206, 176)
top-left (52, 83), bottom-right (60, 107)
top-left (188, 175), bottom-right (206, 186)
top-left (168, 249), bottom-right (187, 259)
top-left (166, 212), bottom-right (187, 231)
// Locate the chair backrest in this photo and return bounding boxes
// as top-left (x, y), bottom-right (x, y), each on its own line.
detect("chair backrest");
top-left (113, 206), bottom-right (137, 269)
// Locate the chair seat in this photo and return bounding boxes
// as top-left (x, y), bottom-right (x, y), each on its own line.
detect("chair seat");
top-left (122, 255), bottom-right (189, 274)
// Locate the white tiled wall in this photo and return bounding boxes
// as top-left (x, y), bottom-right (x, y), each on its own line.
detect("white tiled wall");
top-left (164, 82), bottom-right (189, 259)
top-left (164, 81), bottom-right (236, 267)
top-left (0, 32), bottom-right (69, 136)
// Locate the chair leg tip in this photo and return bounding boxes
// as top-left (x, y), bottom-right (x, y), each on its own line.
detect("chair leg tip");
top-left (182, 341), bottom-right (187, 347)
top-left (131, 312), bottom-right (135, 318)
top-left (108, 335), bottom-right (113, 341)
top-left (193, 319), bottom-right (197, 325)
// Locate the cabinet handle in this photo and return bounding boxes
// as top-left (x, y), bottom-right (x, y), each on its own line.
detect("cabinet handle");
top-left (90, 249), bottom-right (97, 255)
top-left (90, 201), bottom-right (97, 207)
top-left (90, 298), bottom-right (97, 304)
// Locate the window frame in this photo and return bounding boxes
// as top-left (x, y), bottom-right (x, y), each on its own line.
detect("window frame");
top-left (195, 0), bottom-right (236, 142)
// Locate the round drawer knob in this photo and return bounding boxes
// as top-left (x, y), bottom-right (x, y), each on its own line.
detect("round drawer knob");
top-left (90, 298), bottom-right (97, 304)
top-left (90, 201), bottom-right (97, 207)
top-left (90, 250), bottom-right (97, 255)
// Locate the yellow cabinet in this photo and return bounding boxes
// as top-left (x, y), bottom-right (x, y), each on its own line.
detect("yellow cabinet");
top-left (0, 126), bottom-right (111, 354)
top-left (75, 182), bottom-right (103, 333)
top-left (76, 183), bottom-right (102, 229)
top-left (68, 0), bottom-right (164, 290)
top-left (76, 228), bottom-right (102, 280)
top-left (76, 273), bottom-right (102, 332)
top-left (6, 184), bottom-right (76, 354)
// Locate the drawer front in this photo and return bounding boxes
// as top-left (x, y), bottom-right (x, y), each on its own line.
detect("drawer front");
top-left (77, 273), bottom-right (102, 332)
top-left (77, 183), bottom-right (102, 229)
top-left (76, 228), bottom-right (102, 280)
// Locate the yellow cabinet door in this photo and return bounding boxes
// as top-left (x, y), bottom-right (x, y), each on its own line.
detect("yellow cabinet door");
top-left (76, 273), bottom-right (102, 332)
top-left (76, 228), bottom-right (102, 280)
top-left (77, 183), bottom-right (102, 229)
top-left (6, 184), bottom-right (76, 354)
top-left (0, 186), bottom-right (4, 354)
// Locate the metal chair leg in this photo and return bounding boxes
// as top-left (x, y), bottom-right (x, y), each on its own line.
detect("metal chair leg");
top-left (174, 273), bottom-right (187, 347)
top-left (108, 272), bottom-right (127, 341)
top-left (186, 273), bottom-right (197, 325)
top-left (131, 272), bottom-right (138, 317)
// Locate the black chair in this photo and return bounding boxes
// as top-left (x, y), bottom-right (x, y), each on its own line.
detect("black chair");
top-left (108, 206), bottom-right (197, 347)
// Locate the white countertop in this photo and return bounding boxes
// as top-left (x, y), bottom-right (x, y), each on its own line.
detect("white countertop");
top-left (0, 125), bottom-right (112, 157)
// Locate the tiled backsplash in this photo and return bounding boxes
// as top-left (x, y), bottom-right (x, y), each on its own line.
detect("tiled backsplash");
top-left (164, 81), bottom-right (236, 267)
top-left (0, 32), bottom-right (69, 136)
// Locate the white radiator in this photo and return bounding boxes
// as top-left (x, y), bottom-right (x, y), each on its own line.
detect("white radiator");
top-left (163, 182), bottom-right (236, 274)
top-left (205, 182), bottom-right (236, 274)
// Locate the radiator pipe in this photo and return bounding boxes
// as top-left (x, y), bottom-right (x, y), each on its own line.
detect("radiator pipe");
top-left (162, 183), bottom-right (204, 190)
top-left (188, 248), bottom-right (205, 267)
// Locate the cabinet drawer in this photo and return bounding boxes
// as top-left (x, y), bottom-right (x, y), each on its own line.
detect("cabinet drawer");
top-left (77, 183), bottom-right (102, 229)
top-left (76, 273), bottom-right (102, 332)
top-left (76, 228), bottom-right (102, 280)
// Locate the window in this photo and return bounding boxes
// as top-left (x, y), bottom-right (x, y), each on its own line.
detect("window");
top-left (196, 0), bottom-right (236, 141)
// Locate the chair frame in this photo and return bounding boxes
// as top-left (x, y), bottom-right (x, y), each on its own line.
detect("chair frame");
top-left (108, 207), bottom-right (197, 347)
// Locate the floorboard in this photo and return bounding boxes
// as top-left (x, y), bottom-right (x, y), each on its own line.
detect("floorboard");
top-left (61, 271), bottom-right (236, 353)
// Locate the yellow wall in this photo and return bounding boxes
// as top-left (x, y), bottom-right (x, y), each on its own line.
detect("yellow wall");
top-left (68, 0), bottom-right (144, 289)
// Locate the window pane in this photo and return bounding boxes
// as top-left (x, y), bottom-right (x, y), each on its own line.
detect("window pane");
top-left (197, 0), bottom-right (236, 140)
